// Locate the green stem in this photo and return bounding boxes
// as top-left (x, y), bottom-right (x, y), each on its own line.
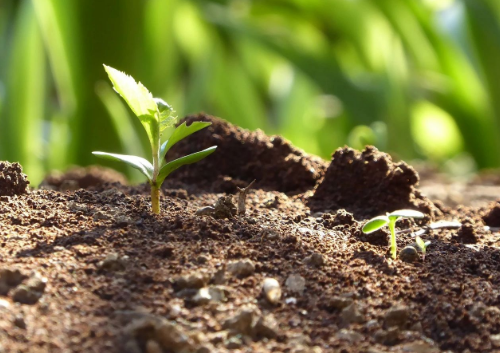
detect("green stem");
top-left (151, 183), bottom-right (160, 214)
top-left (389, 218), bottom-right (397, 260)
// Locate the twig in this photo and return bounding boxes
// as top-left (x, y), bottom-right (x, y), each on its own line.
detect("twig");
top-left (236, 179), bottom-right (256, 215)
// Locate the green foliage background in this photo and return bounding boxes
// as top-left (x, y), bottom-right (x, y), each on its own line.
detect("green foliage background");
top-left (1, 0), bottom-right (500, 185)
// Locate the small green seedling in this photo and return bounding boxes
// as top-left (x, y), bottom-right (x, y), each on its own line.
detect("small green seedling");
top-left (415, 235), bottom-right (431, 261)
top-left (362, 209), bottom-right (425, 260)
top-left (93, 65), bottom-right (216, 214)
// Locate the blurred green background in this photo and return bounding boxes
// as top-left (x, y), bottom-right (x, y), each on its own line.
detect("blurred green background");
top-left (1, 0), bottom-right (500, 185)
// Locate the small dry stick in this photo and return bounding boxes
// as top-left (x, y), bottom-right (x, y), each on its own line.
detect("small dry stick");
top-left (236, 179), bottom-right (256, 215)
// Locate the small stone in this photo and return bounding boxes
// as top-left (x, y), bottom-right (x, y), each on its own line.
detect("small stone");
top-left (469, 302), bottom-right (486, 319)
top-left (12, 285), bottom-right (42, 304)
top-left (227, 259), bottom-right (255, 278)
top-left (246, 217), bottom-right (257, 224)
top-left (155, 321), bottom-right (194, 352)
top-left (260, 227), bottom-right (280, 240)
top-left (491, 333), bottom-right (500, 347)
top-left (384, 305), bottom-right (410, 328)
top-left (254, 314), bottom-right (280, 339)
top-left (25, 276), bottom-right (47, 293)
top-left (196, 206), bottom-right (215, 217)
top-left (174, 272), bottom-right (209, 291)
top-left (13, 315), bottom-right (26, 329)
top-left (225, 336), bottom-right (243, 349)
top-left (374, 327), bottom-right (399, 345)
top-left (364, 319), bottom-right (379, 330)
top-left (190, 288), bottom-right (211, 306)
top-left (262, 278), bottom-right (281, 305)
top-left (285, 274), bottom-right (306, 294)
top-left (189, 287), bottom-right (227, 306)
top-left (0, 298), bottom-right (10, 309)
top-left (196, 255), bottom-right (210, 264)
top-left (409, 322), bottom-right (423, 333)
top-left (211, 268), bottom-right (226, 285)
top-left (335, 329), bottom-right (363, 343)
top-left (325, 296), bottom-right (353, 310)
top-left (399, 246), bottom-right (418, 263)
top-left (98, 253), bottom-right (127, 272)
top-left (340, 303), bottom-right (364, 325)
top-left (0, 268), bottom-right (25, 287)
top-left (398, 340), bottom-right (440, 353)
top-left (304, 253), bottom-right (325, 267)
top-left (206, 330), bottom-right (228, 344)
top-left (222, 305), bottom-right (260, 336)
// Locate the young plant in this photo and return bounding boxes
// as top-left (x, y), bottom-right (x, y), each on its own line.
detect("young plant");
top-left (362, 209), bottom-right (424, 260)
top-left (93, 65), bottom-right (216, 214)
top-left (415, 235), bottom-right (431, 261)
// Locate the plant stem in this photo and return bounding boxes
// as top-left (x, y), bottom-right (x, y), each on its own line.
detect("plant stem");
top-left (151, 183), bottom-right (160, 214)
top-left (389, 218), bottom-right (397, 259)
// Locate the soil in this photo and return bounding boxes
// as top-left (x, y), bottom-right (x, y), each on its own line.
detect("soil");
top-left (1, 115), bottom-right (500, 353)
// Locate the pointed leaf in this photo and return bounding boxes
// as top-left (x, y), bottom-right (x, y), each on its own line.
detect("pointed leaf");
top-left (362, 215), bottom-right (389, 234)
top-left (415, 235), bottom-right (426, 251)
top-left (388, 209), bottom-right (425, 220)
top-left (157, 146), bottom-right (217, 185)
top-left (103, 65), bottom-right (159, 145)
top-left (92, 151), bottom-right (153, 181)
top-left (154, 98), bottom-right (177, 134)
top-left (160, 121), bottom-right (212, 160)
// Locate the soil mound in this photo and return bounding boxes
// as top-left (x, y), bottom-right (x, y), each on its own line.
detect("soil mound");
top-left (308, 146), bottom-right (437, 220)
top-left (165, 114), bottom-right (327, 193)
top-left (40, 166), bottom-right (127, 191)
top-left (0, 161), bottom-right (30, 196)
top-left (483, 200), bottom-right (500, 227)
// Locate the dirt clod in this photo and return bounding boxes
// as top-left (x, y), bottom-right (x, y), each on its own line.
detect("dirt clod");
top-left (0, 161), bottom-right (29, 196)
top-left (40, 165), bottom-right (127, 191)
top-left (483, 200), bottom-right (500, 227)
top-left (166, 114), bottom-right (326, 193)
top-left (309, 146), bottom-right (436, 219)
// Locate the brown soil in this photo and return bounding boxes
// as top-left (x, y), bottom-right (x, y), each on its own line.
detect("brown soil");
top-left (1, 116), bottom-right (500, 353)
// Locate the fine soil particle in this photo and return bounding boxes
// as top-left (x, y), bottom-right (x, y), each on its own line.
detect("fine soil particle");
top-left (40, 166), bottom-right (127, 191)
top-left (309, 146), bottom-right (439, 220)
top-left (166, 114), bottom-right (327, 193)
top-left (2, 118), bottom-right (500, 353)
top-left (0, 161), bottom-right (30, 197)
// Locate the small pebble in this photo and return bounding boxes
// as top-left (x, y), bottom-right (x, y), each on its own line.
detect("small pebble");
top-left (196, 206), bottom-right (215, 216)
top-left (285, 274), bottom-right (306, 294)
top-left (227, 259), bottom-right (255, 278)
top-left (340, 303), bottom-right (364, 324)
top-left (385, 305), bottom-right (410, 328)
top-left (262, 278), bottom-right (281, 305)
top-left (13, 315), bottom-right (26, 329)
top-left (304, 253), bottom-right (325, 267)
top-left (399, 246), bottom-right (418, 263)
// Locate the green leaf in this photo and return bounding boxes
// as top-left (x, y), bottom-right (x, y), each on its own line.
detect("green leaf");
top-left (415, 235), bottom-right (426, 251)
top-left (362, 215), bottom-right (389, 234)
top-left (103, 65), bottom-right (159, 146)
top-left (388, 209), bottom-right (425, 220)
top-left (92, 151), bottom-right (153, 181)
top-left (157, 146), bottom-right (216, 185)
top-left (160, 121), bottom-right (212, 161)
top-left (154, 98), bottom-right (177, 134)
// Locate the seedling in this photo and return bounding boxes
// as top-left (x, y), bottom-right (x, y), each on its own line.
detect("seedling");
top-left (362, 209), bottom-right (425, 260)
top-left (415, 235), bottom-right (431, 261)
top-left (93, 65), bottom-right (216, 214)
